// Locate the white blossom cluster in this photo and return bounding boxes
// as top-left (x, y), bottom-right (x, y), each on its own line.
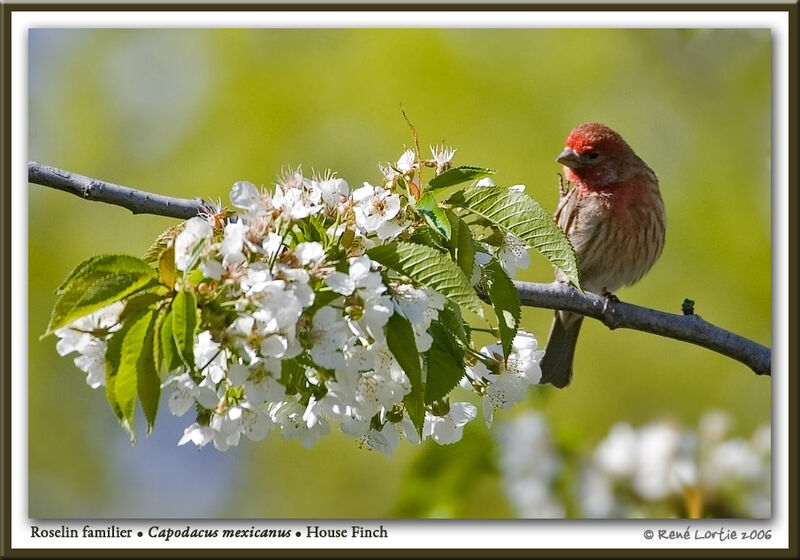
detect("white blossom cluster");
top-left (496, 411), bottom-right (770, 518)
top-left (55, 146), bottom-right (543, 456)
top-left (465, 333), bottom-right (544, 428)
top-left (55, 301), bottom-right (125, 389)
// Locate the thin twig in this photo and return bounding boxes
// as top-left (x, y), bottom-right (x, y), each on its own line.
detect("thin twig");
top-left (28, 161), bottom-right (206, 219)
top-left (28, 160), bottom-right (771, 377)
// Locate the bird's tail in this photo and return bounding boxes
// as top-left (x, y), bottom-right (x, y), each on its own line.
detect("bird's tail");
top-left (540, 311), bottom-right (583, 388)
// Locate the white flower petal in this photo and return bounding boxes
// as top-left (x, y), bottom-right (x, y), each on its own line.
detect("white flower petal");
top-left (230, 181), bottom-right (261, 210)
top-left (396, 149), bottom-right (416, 173)
top-left (174, 217), bottom-right (212, 271)
top-left (352, 184), bottom-right (375, 204)
top-left (295, 241), bottom-right (325, 265)
top-left (326, 271), bottom-right (355, 295)
top-left (376, 218), bottom-right (409, 240)
top-left (348, 256), bottom-right (372, 283)
top-left (200, 259), bottom-right (224, 280)
top-left (228, 363), bottom-right (250, 386)
top-left (449, 402), bottom-right (478, 426)
top-left (261, 334), bottom-right (289, 358)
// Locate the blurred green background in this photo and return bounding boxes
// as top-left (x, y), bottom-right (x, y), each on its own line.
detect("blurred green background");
top-left (28, 28), bottom-right (771, 518)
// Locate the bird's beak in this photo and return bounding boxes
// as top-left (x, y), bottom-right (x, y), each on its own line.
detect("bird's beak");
top-left (556, 147), bottom-right (581, 169)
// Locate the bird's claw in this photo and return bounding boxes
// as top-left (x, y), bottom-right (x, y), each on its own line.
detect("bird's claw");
top-left (601, 291), bottom-right (619, 314)
top-left (602, 290), bottom-right (619, 302)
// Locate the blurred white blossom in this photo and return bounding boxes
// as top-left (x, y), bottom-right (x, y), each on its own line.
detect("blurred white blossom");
top-left (579, 411), bottom-right (770, 518)
top-left (497, 410), bottom-right (769, 519)
top-left (497, 412), bottom-right (564, 518)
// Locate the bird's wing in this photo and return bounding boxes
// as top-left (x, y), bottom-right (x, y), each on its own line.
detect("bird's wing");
top-left (554, 187), bottom-right (611, 289)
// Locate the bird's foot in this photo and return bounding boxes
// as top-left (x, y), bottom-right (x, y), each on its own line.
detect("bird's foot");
top-left (601, 290), bottom-right (619, 314)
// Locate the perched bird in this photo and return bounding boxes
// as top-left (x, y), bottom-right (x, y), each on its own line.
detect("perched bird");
top-left (540, 123), bottom-right (666, 388)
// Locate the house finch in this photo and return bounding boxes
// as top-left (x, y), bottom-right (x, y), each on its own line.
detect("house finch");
top-left (539, 123), bottom-right (666, 388)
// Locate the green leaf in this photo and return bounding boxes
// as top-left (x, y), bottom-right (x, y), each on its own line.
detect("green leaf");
top-left (152, 308), bottom-right (165, 377)
top-left (407, 226), bottom-right (447, 252)
top-left (416, 193), bottom-right (451, 240)
top-left (478, 230), bottom-right (504, 248)
top-left (171, 290), bottom-right (198, 369)
top-left (426, 166), bottom-right (495, 192)
top-left (438, 300), bottom-right (470, 345)
top-left (424, 321), bottom-right (466, 404)
top-left (307, 290), bottom-right (342, 313)
top-left (445, 209), bottom-right (475, 279)
top-left (386, 313), bottom-right (422, 386)
top-left (281, 358), bottom-right (306, 396)
top-left (119, 292), bottom-right (162, 323)
top-left (403, 389), bottom-right (426, 440)
top-left (158, 243), bottom-right (176, 290)
top-left (447, 185), bottom-right (580, 287)
top-left (157, 309), bottom-right (182, 374)
top-left (187, 268), bottom-right (204, 287)
top-left (135, 311), bottom-right (160, 435)
top-left (339, 228), bottom-right (355, 250)
top-left (367, 242), bottom-right (483, 317)
top-left (484, 259), bottom-right (521, 361)
top-left (55, 258), bottom-right (93, 295)
top-left (45, 255), bottom-right (158, 336)
top-left (306, 213), bottom-right (329, 245)
top-left (104, 321), bottom-right (130, 427)
top-left (114, 309), bottom-right (156, 441)
top-left (143, 224), bottom-right (184, 264)
top-left (386, 313), bottom-right (424, 436)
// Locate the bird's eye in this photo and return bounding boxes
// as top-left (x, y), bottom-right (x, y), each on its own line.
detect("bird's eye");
top-left (586, 152), bottom-right (599, 160)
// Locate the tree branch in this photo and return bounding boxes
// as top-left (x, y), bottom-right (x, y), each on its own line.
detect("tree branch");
top-left (28, 161), bottom-right (206, 220)
top-left (510, 281), bottom-right (770, 376)
top-left (28, 161), bottom-right (771, 377)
